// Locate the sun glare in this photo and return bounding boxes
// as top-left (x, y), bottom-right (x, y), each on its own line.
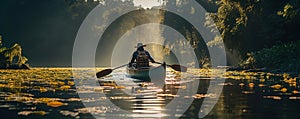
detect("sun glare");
top-left (133, 0), bottom-right (162, 8)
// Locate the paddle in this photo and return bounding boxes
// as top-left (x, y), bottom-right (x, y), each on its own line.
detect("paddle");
top-left (96, 64), bottom-right (128, 78)
top-left (154, 62), bottom-right (187, 72)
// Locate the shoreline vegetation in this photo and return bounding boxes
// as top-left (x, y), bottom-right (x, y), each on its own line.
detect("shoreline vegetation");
top-left (201, 0), bottom-right (299, 77)
top-left (229, 40), bottom-right (300, 77)
top-left (1, 1), bottom-right (299, 76)
top-left (0, 36), bottom-right (30, 69)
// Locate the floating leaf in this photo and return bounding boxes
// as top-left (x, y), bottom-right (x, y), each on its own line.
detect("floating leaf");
top-left (68, 81), bottom-right (75, 86)
top-left (60, 85), bottom-right (71, 90)
top-left (292, 90), bottom-right (299, 94)
top-left (39, 87), bottom-right (47, 92)
top-left (18, 111), bottom-right (47, 116)
top-left (271, 84), bottom-right (281, 89)
top-left (249, 83), bottom-right (255, 88)
top-left (37, 98), bottom-right (52, 103)
top-left (258, 84), bottom-right (265, 87)
top-left (281, 88), bottom-right (288, 92)
top-left (47, 101), bottom-right (64, 107)
top-left (60, 110), bottom-right (79, 117)
top-left (58, 81), bottom-right (65, 86)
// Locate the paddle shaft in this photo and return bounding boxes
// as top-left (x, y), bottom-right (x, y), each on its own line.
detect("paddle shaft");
top-left (154, 62), bottom-right (169, 66)
top-left (96, 64), bottom-right (128, 78)
top-left (112, 64), bottom-right (128, 70)
top-left (97, 61), bottom-right (187, 78)
top-left (154, 62), bottom-right (187, 72)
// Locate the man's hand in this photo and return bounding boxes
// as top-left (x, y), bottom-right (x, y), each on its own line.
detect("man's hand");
top-left (151, 60), bottom-right (156, 63)
top-left (129, 63), bottom-right (132, 67)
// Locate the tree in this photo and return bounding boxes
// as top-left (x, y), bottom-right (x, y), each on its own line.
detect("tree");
top-left (205, 0), bottom-right (300, 65)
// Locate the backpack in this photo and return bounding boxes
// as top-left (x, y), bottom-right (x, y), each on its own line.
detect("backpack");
top-left (136, 51), bottom-right (149, 67)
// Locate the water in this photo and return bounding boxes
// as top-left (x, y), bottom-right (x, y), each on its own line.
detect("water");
top-left (0, 68), bottom-right (300, 118)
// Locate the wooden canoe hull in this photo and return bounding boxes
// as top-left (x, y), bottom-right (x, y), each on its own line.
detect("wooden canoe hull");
top-left (127, 63), bottom-right (166, 82)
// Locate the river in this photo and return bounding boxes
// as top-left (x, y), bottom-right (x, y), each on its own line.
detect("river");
top-left (0, 68), bottom-right (299, 118)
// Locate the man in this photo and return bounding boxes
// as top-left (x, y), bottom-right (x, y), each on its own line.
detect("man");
top-left (129, 43), bottom-right (155, 67)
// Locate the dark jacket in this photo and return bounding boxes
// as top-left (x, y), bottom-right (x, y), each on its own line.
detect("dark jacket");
top-left (130, 47), bottom-right (154, 63)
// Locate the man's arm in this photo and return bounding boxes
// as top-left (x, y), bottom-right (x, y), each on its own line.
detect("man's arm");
top-left (130, 51), bottom-right (138, 63)
top-left (146, 51), bottom-right (155, 62)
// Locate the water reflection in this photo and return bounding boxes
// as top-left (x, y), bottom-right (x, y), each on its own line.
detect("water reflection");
top-left (0, 68), bottom-right (300, 118)
top-left (97, 69), bottom-right (215, 118)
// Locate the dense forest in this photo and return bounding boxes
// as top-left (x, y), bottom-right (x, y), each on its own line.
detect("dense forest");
top-left (207, 0), bottom-right (300, 73)
top-left (0, 0), bottom-right (299, 73)
top-left (162, 0), bottom-right (299, 74)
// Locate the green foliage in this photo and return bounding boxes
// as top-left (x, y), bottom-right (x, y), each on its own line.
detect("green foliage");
top-left (205, 0), bottom-right (300, 65)
top-left (277, 0), bottom-right (299, 22)
top-left (162, 0), bottom-right (212, 67)
top-left (65, 0), bottom-right (103, 19)
top-left (0, 35), bottom-right (2, 47)
top-left (215, 0), bottom-right (248, 34)
top-left (240, 41), bottom-right (300, 72)
top-left (206, 0), bottom-right (248, 48)
top-left (0, 36), bottom-right (28, 68)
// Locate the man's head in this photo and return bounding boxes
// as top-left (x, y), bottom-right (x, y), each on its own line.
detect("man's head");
top-left (135, 43), bottom-right (146, 48)
top-left (135, 43), bottom-right (146, 51)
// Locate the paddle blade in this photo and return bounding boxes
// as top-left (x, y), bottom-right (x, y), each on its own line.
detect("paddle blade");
top-left (96, 69), bottom-right (113, 78)
top-left (170, 64), bottom-right (187, 72)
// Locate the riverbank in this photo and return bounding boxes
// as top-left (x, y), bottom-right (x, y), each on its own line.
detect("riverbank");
top-left (229, 41), bottom-right (300, 77)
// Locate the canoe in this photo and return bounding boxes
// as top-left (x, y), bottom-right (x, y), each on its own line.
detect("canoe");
top-left (126, 63), bottom-right (166, 82)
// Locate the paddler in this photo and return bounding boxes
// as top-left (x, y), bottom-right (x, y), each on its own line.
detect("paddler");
top-left (129, 43), bottom-right (155, 67)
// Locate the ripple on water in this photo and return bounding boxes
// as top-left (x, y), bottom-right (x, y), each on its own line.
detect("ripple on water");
top-left (1, 68), bottom-right (300, 118)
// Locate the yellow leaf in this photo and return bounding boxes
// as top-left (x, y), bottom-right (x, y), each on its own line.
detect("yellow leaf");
top-left (58, 81), bottom-right (65, 86)
top-left (281, 88), bottom-right (288, 93)
top-left (115, 86), bottom-right (125, 89)
top-left (47, 101), bottom-right (64, 107)
top-left (49, 81), bottom-right (58, 85)
top-left (292, 90), bottom-right (299, 94)
top-left (60, 85), bottom-right (71, 90)
top-left (248, 83), bottom-right (255, 88)
top-left (37, 98), bottom-right (52, 103)
top-left (39, 87), bottom-right (47, 92)
top-left (271, 84), bottom-right (281, 89)
top-left (68, 81), bottom-right (75, 86)
top-left (31, 111), bottom-right (47, 115)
